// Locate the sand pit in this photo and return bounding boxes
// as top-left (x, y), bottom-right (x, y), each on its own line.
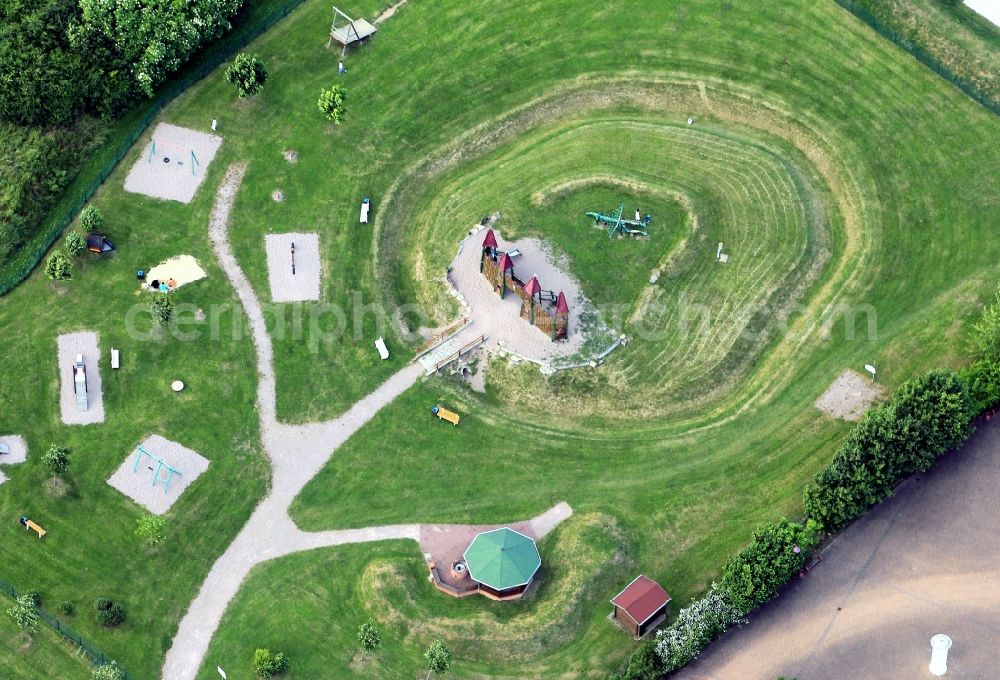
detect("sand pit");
top-left (123, 123), bottom-right (222, 203)
top-left (815, 369), bottom-right (885, 421)
top-left (106, 434), bottom-right (210, 515)
top-left (0, 435), bottom-right (28, 486)
top-left (144, 255), bottom-right (207, 291)
top-left (57, 332), bottom-right (105, 425)
top-left (265, 233), bottom-right (321, 302)
top-left (449, 228), bottom-right (610, 364)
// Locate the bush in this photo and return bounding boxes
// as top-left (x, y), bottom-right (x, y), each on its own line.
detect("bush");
top-left (654, 584), bottom-right (745, 672)
top-left (45, 251), bottom-right (72, 281)
top-left (613, 640), bottom-right (662, 680)
top-left (65, 231), bottom-right (87, 257)
top-left (226, 53), bottom-right (268, 97)
top-left (804, 369), bottom-right (970, 531)
top-left (135, 515), bottom-right (167, 545)
top-left (43, 445), bottom-right (71, 476)
top-left (7, 594), bottom-right (39, 631)
top-left (24, 590), bottom-right (42, 607)
top-left (721, 519), bottom-right (819, 614)
top-left (95, 598), bottom-right (127, 627)
top-left (92, 662), bottom-right (125, 680)
top-left (58, 600), bottom-right (75, 616)
top-left (357, 619), bottom-right (382, 657)
top-left (79, 205), bottom-right (104, 233)
top-left (424, 639), bottom-right (452, 676)
top-left (253, 648), bottom-right (289, 678)
top-left (317, 85), bottom-right (347, 124)
top-left (151, 293), bottom-right (174, 326)
top-left (959, 359), bottom-right (1000, 416)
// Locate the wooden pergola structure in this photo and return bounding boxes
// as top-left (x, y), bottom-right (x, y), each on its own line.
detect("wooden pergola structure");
top-left (326, 5), bottom-right (377, 55)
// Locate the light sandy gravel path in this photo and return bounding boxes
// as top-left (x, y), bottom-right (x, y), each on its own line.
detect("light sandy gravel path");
top-left (163, 163), bottom-right (572, 679)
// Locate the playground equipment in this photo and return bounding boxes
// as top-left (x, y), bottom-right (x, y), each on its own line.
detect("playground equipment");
top-left (291, 241), bottom-right (297, 275)
top-left (73, 354), bottom-right (88, 411)
top-left (585, 203), bottom-right (651, 238)
top-left (19, 515), bottom-right (46, 538)
top-left (148, 139), bottom-right (200, 176)
top-left (327, 6), bottom-right (377, 55)
top-left (360, 196), bottom-right (371, 224)
top-left (132, 445), bottom-right (182, 495)
top-left (480, 229), bottom-right (569, 340)
top-left (86, 233), bottom-right (114, 254)
top-left (432, 405), bottom-right (461, 426)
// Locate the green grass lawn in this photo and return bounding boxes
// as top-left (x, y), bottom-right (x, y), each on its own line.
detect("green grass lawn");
top-left (0, 610), bottom-right (91, 679)
top-left (2, 0), bottom-right (999, 678)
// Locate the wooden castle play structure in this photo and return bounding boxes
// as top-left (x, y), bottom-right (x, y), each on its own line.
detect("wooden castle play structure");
top-left (479, 229), bottom-right (569, 341)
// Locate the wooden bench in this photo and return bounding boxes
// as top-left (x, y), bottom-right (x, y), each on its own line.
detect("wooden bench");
top-left (799, 554), bottom-right (823, 579)
top-left (433, 405), bottom-right (460, 426)
top-left (20, 517), bottom-right (46, 539)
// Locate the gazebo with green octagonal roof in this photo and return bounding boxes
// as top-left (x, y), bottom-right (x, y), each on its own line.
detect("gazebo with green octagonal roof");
top-left (463, 527), bottom-right (541, 600)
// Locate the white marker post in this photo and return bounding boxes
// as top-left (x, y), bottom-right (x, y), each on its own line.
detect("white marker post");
top-left (929, 634), bottom-right (951, 676)
top-left (865, 364), bottom-right (876, 382)
top-left (211, 118), bottom-right (217, 132)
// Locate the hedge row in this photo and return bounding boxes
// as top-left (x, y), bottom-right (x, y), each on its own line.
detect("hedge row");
top-left (615, 355), bottom-right (1000, 679)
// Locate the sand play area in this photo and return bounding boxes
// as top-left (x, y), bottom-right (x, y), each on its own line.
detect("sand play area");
top-left (124, 123), bottom-right (222, 203)
top-left (57, 332), bottom-right (105, 425)
top-left (815, 368), bottom-right (885, 421)
top-left (448, 228), bottom-right (591, 363)
top-left (106, 435), bottom-right (210, 515)
top-left (143, 255), bottom-right (207, 291)
top-left (0, 435), bottom-right (28, 487)
top-left (265, 233), bottom-right (321, 302)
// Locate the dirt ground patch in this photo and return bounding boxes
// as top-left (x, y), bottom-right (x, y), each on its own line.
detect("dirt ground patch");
top-left (123, 122), bottom-right (222, 203)
top-left (815, 368), bottom-right (885, 421)
top-left (106, 434), bottom-right (210, 515)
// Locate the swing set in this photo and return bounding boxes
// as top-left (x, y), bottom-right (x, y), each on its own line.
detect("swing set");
top-left (148, 139), bottom-right (200, 176)
top-left (132, 445), bottom-right (182, 495)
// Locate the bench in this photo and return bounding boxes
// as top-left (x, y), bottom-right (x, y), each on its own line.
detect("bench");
top-left (360, 197), bottom-right (370, 224)
top-left (799, 554), bottom-right (823, 579)
top-left (433, 405), bottom-right (460, 426)
top-left (375, 336), bottom-right (389, 360)
top-left (20, 516), bottom-right (46, 539)
top-left (111, 348), bottom-right (120, 369)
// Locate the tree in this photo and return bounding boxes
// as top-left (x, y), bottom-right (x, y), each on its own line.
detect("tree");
top-left (253, 648), bottom-right (289, 678)
top-left (357, 619), bottom-right (382, 658)
top-left (317, 85), bottom-right (347, 124)
top-left (424, 640), bottom-right (451, 679)
top-left (65, 231), bottom-right (86, 257)
top-left (151, 293), bottom-right (174, 326)
top-left (43, 445), bottom-right (71, 477)
top-left (7, 594), bottom-right (38, 632)
top-left (79, 205), bottom-right (104, 233)
top-left (92, 662), bottom-right (126, 680)
top-left (226, 53), bottom-right (268, 97)
top-left (45, 251), bottom-right (72, 281)
top-left (135, 515), bottom-right (167, 545)
top-left (76, 0), bottom-right (243, 97)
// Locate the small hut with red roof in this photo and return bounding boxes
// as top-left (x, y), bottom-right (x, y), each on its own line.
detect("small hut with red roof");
top-left (479, 229), bottom-right (568, 340)
top-left (610, 575), bottom-right (671, 639)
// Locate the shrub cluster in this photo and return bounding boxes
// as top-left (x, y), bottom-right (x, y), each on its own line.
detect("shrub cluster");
top-left (253, 648), bottom-right (289, 678)
top-left (653, 584), bottom-right (745, 673)
top-left (95, 598), bottom-right (127, 627)
top-left (803, 370), bottom-right (969, 531)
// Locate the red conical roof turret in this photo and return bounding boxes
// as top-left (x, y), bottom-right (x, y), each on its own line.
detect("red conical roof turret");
top-left (556, 291), bottom-right (569, 313)
top-left (482, 229), bottom-right (498, 250)
top-left (523, 276), bottom-right (541, 297)
top-left (498, 252), bottom-right (514, 270)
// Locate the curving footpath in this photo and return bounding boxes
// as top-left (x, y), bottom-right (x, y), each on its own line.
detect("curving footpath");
top-left (161, 164), bottom-right (571, 679)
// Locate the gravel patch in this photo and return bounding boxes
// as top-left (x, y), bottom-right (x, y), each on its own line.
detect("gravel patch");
top-left (815, 368), bottom-right (885, 421)
top-left (449, 228), bottom-right (587, 362)
top-left (123, 123), bottom-right (222, 204)
top-left (106, 434), bottom-right (210, 515)
top-left (57, 332), bottom-right (105, 425)
top-left (0, 435), bottom-right (27, 486)
top-left (265, 233), bottom-right (320, 302)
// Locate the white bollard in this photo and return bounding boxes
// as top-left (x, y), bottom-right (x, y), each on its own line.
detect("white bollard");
top-left (211, 118), bottom-right (217, 132)
top-left (929, 634), bottom-right (952, 676)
